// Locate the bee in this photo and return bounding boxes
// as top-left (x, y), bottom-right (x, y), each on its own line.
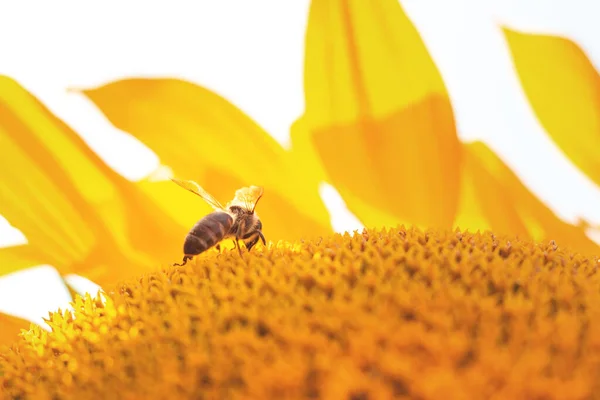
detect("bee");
top-left (170, 178), bottom-right (266, 266)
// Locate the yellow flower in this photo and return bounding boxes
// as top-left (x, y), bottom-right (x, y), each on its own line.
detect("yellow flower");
top-left (0, 0), bottom-right (599, 349)
top-left (2, 227), bottom-right (599, 399)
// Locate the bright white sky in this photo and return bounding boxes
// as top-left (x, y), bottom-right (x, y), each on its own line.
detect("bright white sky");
top-left (0, 0), bottom-right (599, 327)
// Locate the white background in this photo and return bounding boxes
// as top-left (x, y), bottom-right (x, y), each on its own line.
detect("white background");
top-left (0, 0), bottom-right (599, 328)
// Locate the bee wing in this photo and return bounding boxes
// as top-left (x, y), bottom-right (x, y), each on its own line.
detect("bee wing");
top-left (227, 186), bottom-right (264, 213)
top-left (170, 178), bottom-right (226, 210)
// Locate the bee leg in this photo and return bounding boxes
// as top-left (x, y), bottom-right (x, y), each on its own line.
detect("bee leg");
top-left (229, 236), bottom-right (243, 258)
top-left (215, 244), bottom-right (221, 252)
top-left (245, 239), bottom-right (256, 251)
top-left (258, 231), bottom-right (266, 246)
top-left (234, 237), bottom-right (243, 258)
top-left (242, 231), bottom-right (264, 252)
top-left (173, 255), bottom-right (192, 267)
top-left (235, 225), bottom-right (244, 258)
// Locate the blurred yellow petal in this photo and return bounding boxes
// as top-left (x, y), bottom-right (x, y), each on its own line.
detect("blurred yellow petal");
top-left (504, 28), bottom-right (600, 187)
top-left (81, 78), bottom-right (332, 241)
top-left (0, 245), bottom-right (47, 276)
top-left (0, 76), bottom-right (186, 284)
top-left (0, 313), bottom-right (31, 346)
top-left (291, 116), bottom-right (404, 229)
top-left (297, 0), bottom-right (462, 230)
top-left (289, 116), bottom-right (328, 184)
top-left (456, 142), bottom-right (599, 255)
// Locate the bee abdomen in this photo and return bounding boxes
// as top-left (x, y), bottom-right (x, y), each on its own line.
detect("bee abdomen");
top-left (184, 211), bottom-right (233, 255)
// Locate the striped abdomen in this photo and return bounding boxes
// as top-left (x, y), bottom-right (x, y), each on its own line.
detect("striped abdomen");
top-left (183, 211), bottom-right (233, 256)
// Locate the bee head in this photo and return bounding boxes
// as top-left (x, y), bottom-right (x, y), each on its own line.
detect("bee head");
top-left (242, 215), bottom-right (265, 251)
top-left (228, 205), bottom-right (266, 250)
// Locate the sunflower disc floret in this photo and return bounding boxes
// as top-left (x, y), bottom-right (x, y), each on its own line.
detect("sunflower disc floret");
top-left (1, 227), bottom-right (599, 399)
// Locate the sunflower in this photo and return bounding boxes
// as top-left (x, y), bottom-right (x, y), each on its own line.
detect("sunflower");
top-left (0, 0), bottom-right (599, 387)
top-left (2, 227), bottom-right (600, 399)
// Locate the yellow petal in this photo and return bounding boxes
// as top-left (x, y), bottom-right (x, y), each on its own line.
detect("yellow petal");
top-left (504, 28), bottom-right (600, 187)
top-left (456, 142), bottom-right (599, 255)
top-left (0, 76), bottom-right (187, 284)
top-left (0, 313), bottom-right (31, 346)
top-left (81, 78), bottom-right (332, 241)
top-left (0, 245), bottom-right (48, 276)
top-left (297, 0), bottom-right (462, 230)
